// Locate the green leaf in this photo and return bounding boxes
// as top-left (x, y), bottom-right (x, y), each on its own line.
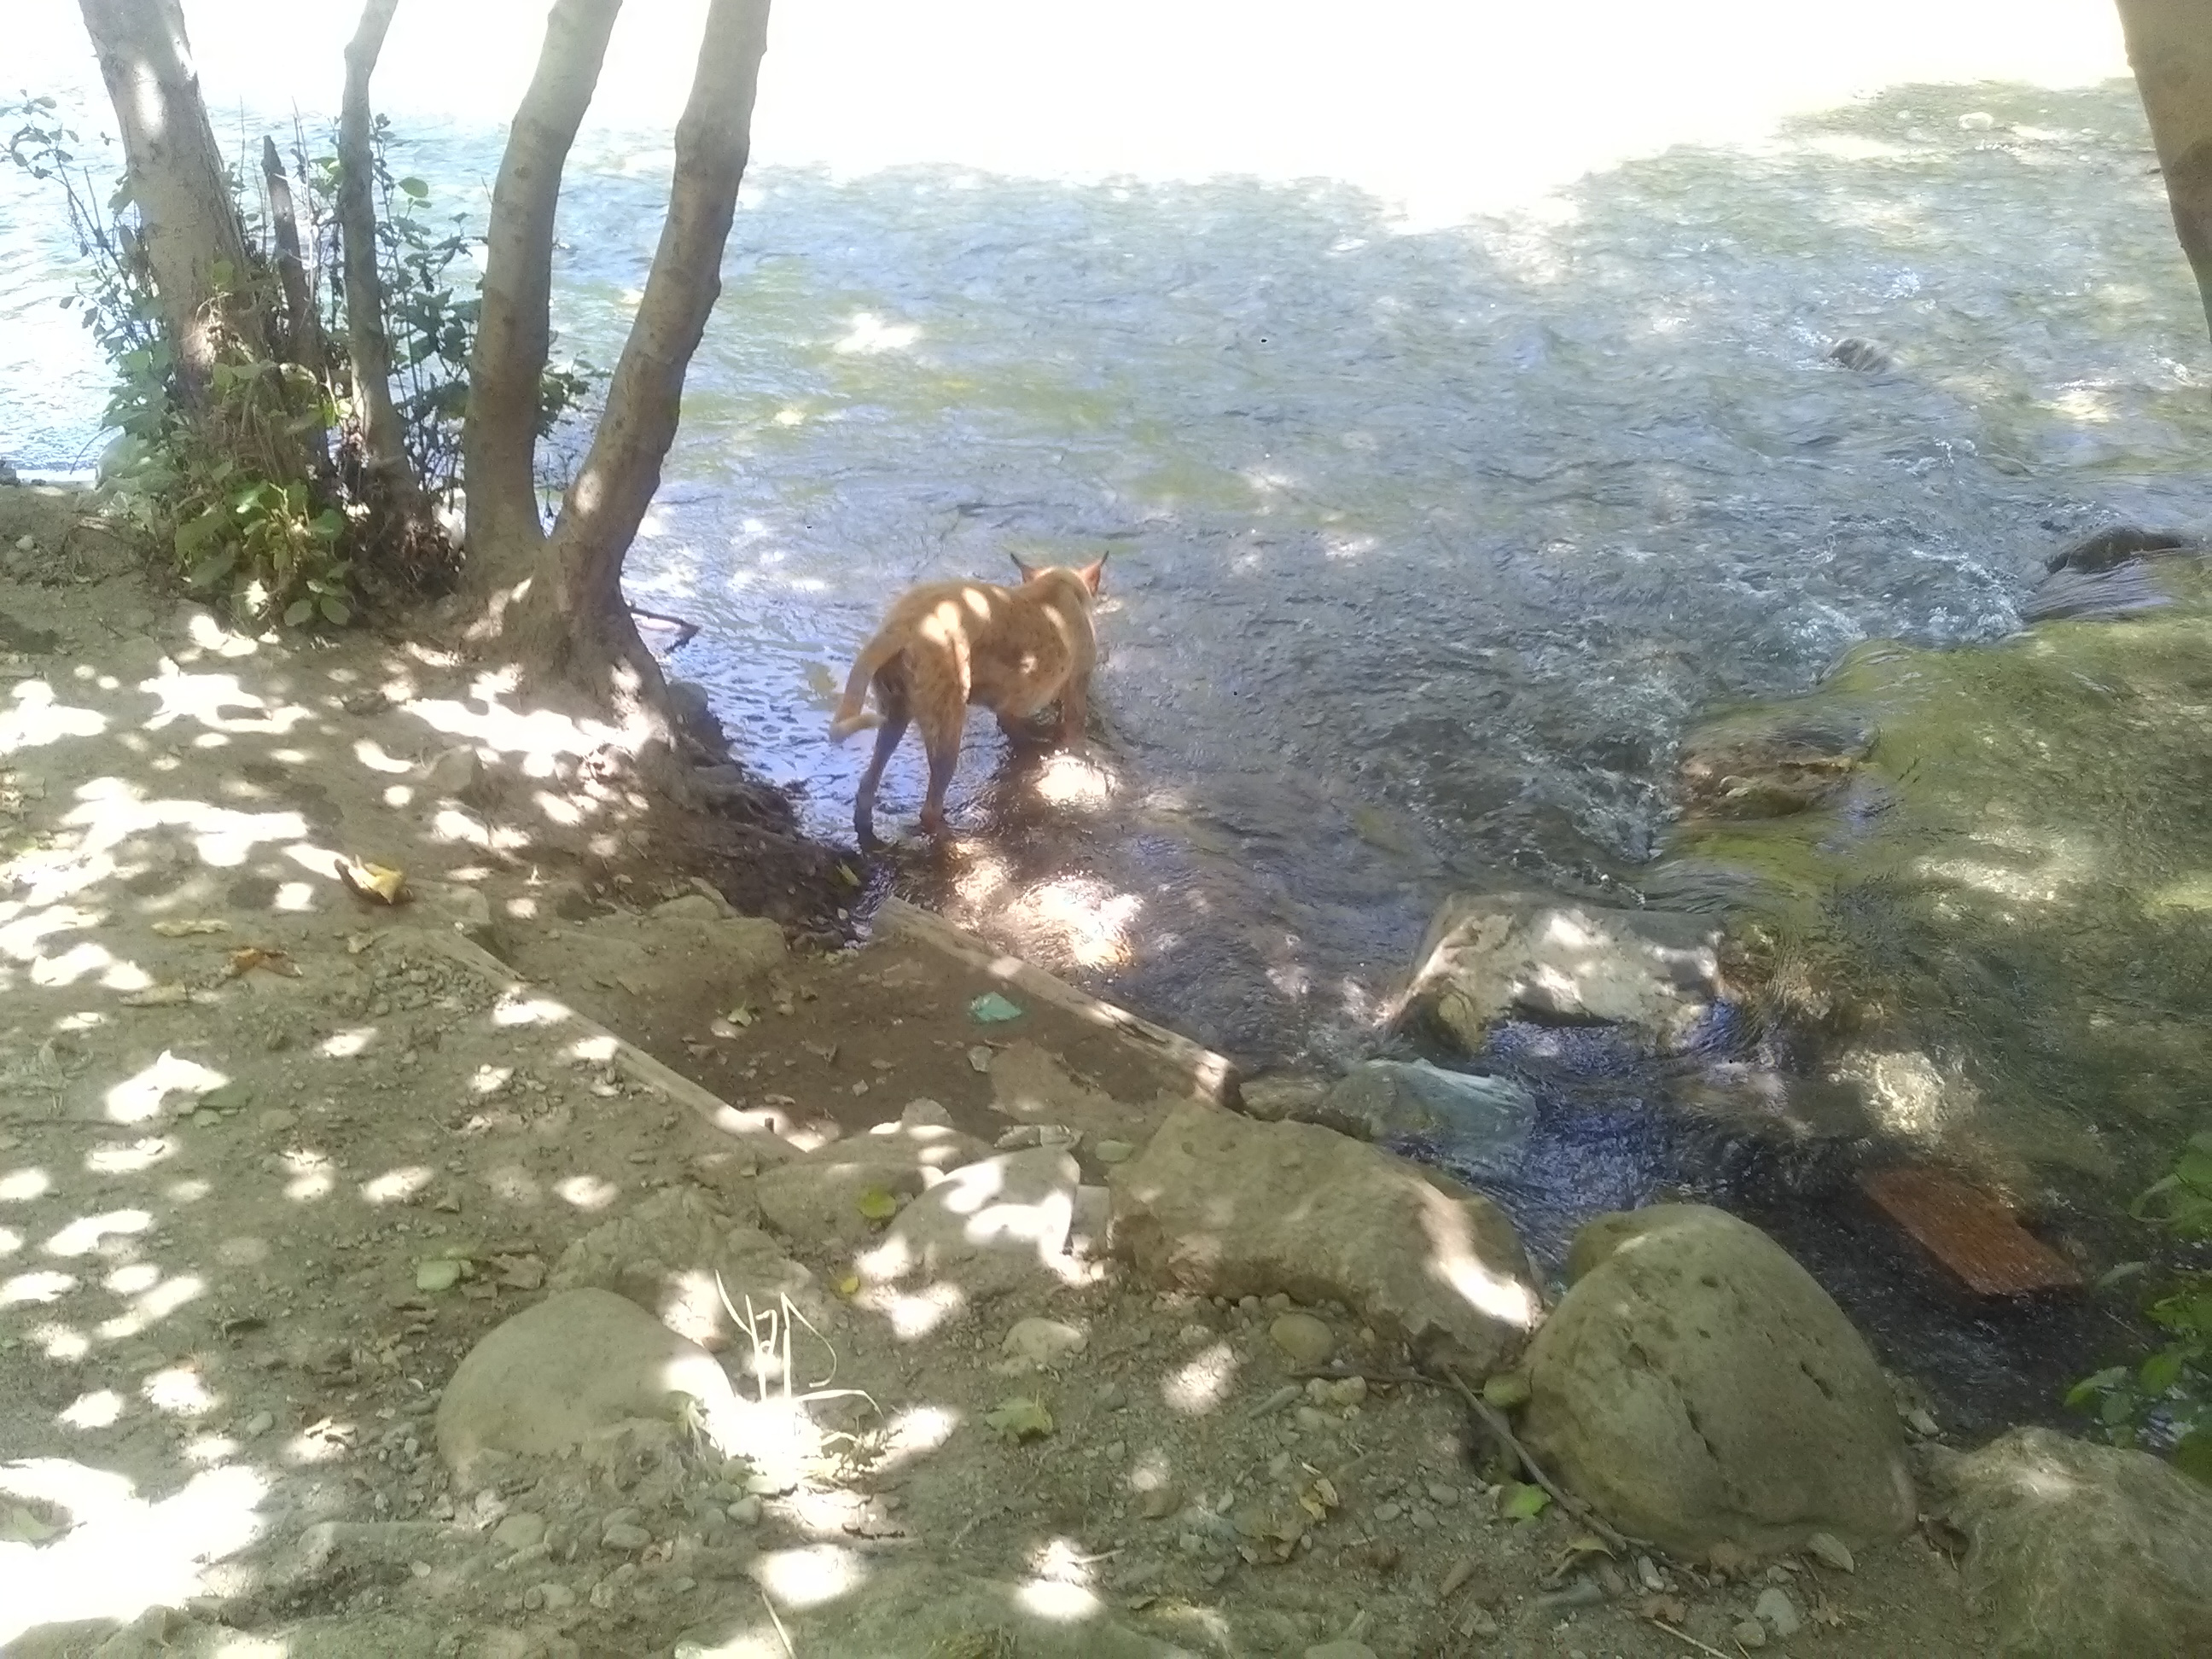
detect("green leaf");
top-left (398, 176), bottom-right (429, 199)
top-left (1500, 1481), bottom-right (1551, 1522)
top-left (283, 599), bottom-right (313, 627)
top-left (2141, 1348), bottom-right (2186, 1396)
top-left (2065, 1367), bottom-right (2127, 1411)
top-left (856, 1187), bottom-right (898, 1223)
top-left (984, 1397), bottom-right (1054, 1442)
top-left (186, 548), bottom-right (237, 589)
top-left (318, 595), bottom-right (350, 626)
top-left (2175, 1429), bottom-right (2212, 1485)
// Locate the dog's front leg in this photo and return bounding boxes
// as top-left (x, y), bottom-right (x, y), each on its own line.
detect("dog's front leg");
top-left (1057, 674), bottom-right (1089, 750)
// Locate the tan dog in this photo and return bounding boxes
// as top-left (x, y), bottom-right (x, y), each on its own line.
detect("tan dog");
top-left (828, 554), bottom-right (1107, 845)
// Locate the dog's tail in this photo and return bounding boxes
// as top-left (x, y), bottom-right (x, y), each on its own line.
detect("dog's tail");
top-left (826, 632), bottom-right (901, 742)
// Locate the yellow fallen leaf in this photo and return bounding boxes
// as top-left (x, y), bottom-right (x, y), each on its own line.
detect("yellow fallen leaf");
top-left (335, 857), bottom-right (408, 905)
top-left (836, 1273), bottom-right (861, 1297)
top-left (151, 918), bottom-right (228, 937)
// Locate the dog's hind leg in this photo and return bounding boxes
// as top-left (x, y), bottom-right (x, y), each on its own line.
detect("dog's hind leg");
top-left (917, 715), bottom-right (962, 837)
top-left (853, 673), bottom-right (909, 849)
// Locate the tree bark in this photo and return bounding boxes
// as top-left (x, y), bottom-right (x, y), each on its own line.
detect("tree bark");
top-left (463, 0), bottom-right (622, 557)
top-left (472, 0), bottom-right (771, 724)
top-left (260, 136), bottom-right (323, 372)
top-left (78, 0), bottom-right (274, 404)
top-left (338, 0), bottom-right (420, 506)
top-left (2116, 0), bottom-right (2212, 340)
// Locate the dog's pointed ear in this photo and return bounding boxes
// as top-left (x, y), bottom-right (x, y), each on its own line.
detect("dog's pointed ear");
top-left (1008, 553), bottom-right (1039, 583)
top-left (1076, 553), bottom-right (1109, 595)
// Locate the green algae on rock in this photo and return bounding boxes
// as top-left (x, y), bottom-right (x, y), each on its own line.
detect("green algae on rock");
top-left (1659, 554), bottom-right (2212, 1200)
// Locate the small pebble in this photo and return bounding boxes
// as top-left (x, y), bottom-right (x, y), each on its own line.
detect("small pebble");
top-left (1373, 1501), bottom-right (1402, 1524)
top-left (1426, 1481), bottom-right (1459, 1508)
top-left (1271, 1312), bottom-right (1336, 1367)
top-left (492, 1512), bottom-right (546, 1552)
top-left (726, 1496), bottom-right (762, 1525)
top-left (242, 1411), bottom-right (275, 1439)
top-left (1293, 1406), bottom-right (1330, 1433)
top-left (1805, 1531), bottom-right (1855, 1574)
top-left (1733, 1617), bottom-right (1768, 1649)
top-left (1755, 1585), bottom-right (1802, 1638)
top-left (1302, 1645), bottom-right (1377, 1659)
top-left (1097, 1382), bottom-right (1128, 1412)
top-left (601, 1522), bottom-right (651, 1551)
top-left (1093, 1138), bottom-right (1135, 1164)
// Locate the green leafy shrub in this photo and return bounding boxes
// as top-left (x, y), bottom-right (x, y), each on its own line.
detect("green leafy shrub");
top-left (2070, 1131), bottom-right (2212, 1481)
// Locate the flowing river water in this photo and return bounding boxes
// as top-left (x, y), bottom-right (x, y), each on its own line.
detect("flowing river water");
top-left (6, 3), bottom-right (2209, 1424)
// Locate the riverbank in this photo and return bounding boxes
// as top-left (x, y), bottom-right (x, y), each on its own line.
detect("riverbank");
top-left (0, 483), bottom-right (1994, 1656)
top-left (8, 484), bottom-right (2212, 1656)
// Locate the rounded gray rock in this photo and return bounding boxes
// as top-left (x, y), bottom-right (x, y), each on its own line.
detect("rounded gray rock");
top-left (434, 1289), bottom-right (742, 1481)
top-left (1270, 1312), bottom-right (1336, 1368)
top-left (1522, 1204), bottom-right (1914, 1557)
top-left (1942, 1426), bottom-right (2212, 1658)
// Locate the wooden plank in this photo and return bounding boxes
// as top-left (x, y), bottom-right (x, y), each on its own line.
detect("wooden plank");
top-left (1859, 1165), bottom-right (2083, 1295)
top-left (409, 928), bottom-right (795, 1148)
top-left (872, 897), bottom-right (1241, 1108)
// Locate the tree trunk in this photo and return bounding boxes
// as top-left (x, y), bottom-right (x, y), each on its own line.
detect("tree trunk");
top-left (463, 0), bottom-right (623, 558)
top-left (78, 0), bottom-right (274, 405)
top-left (2116, 0), bottom-right (2212, 340)
top-left (339, 0), bottom-right (422, 507)
top-left (470, 0), bottom-right (771, 726)
top-left (260, 136), bottom-right (323, 372)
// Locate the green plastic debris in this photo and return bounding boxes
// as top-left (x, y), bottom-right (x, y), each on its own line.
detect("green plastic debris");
top-left (969, 992), bottom-right (1024, 1023)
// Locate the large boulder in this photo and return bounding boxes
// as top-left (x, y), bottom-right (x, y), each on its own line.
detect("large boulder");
top-left (1939, 1427), bottom-right (2212, 1658)
top-left (1109, 1102), bottom-right (1540, 1373)
top-left (856, 1146), bottom-right (1086, 1301)
top-left (435, 1289), bottom-right (743, 1483)
top-left (1397, 892), bottom-right (1720, 1056)
top-left (753, 1113), bottom-right (991, 1249)
top-left (1521, 1204), bottom-right (1913, 1557)
top-left (546, 1185), bottom-right (823, 1349)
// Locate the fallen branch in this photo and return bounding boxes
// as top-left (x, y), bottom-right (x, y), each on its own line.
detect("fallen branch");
top-left (1437, 1365), bottom-right (1639, 1557)
top-left (628, 604), bottom-right (701, 649)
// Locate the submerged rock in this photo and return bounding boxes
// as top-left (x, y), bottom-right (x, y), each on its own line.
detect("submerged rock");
top-left (1522, 1204), bottom-right (1914, 1557)
top-left (1938, 1426), bottom-right (2212, 1658)
top-left (1827, 336), bottom-right (1894, 373)
top-left (1111, 1102), bottom-right (1540, 1373)
top-left (1313, 1059), bottom-right (1535, 1171)
top-left (1396, 892), bottom-right (1721, 1057)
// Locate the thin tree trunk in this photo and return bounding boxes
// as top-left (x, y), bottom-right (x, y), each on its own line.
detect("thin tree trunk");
top-left (2116, 0), bottom-right (2212, 340)
top-left (79, 0), bottom-right (276, 405)
top-left (339, 0), bottom-right (421, 506)
top-left (260, 136), bottom-right (323, 372)
top-left (477, 0), bottom-right (771, 713)
top-left (463, 0), bottom-right (622, 557)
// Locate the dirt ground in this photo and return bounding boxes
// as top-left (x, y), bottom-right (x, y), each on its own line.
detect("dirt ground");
top-left (0, 486), bottom-right (1988, 1656)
